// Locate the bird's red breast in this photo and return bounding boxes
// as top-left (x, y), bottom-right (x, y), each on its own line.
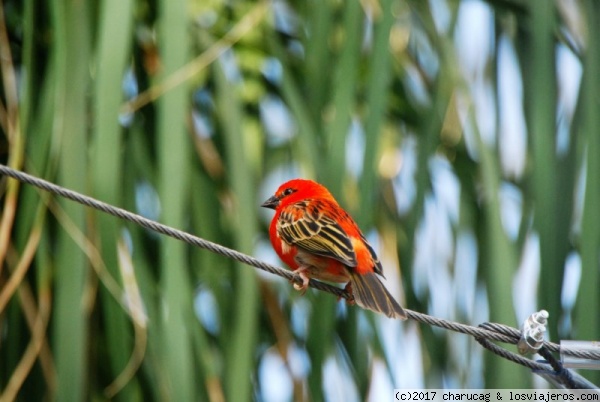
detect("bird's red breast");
top-left (262, 179), bottom-right (383, 281)
top-left (261, 178), bottom-right (406, 319)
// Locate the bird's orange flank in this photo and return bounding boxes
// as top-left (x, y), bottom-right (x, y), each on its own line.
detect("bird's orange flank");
top-left (261, 178), bottom-right (406, 319)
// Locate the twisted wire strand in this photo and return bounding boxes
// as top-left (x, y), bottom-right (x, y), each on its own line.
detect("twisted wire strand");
top-left (476, 323), bottom-right (565, 373)
top-left (475, 336), bottom-right (548, 372)
top-left (0, 165), bottom-right (343, 297)
top-left (475, 324), bottom-right (591, 389)
top-left (1, 164), bottom-right (599, 366)
top-left (537, 347), bottom-right (578, 389)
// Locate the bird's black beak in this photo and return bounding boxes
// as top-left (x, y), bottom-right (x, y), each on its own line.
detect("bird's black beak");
top-left (261, 195), bottom-right (280, 209)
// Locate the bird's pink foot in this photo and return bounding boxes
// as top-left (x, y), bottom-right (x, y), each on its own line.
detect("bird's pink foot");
top-left (292, 267), bottom-right (311, 295)
top-left (342, 282), bottom-right (356, 305)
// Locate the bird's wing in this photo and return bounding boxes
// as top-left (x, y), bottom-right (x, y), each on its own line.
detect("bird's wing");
top-left (277, 199), bottom-right (357, 267)
top-left (360, 233), bottom-right (384, 277)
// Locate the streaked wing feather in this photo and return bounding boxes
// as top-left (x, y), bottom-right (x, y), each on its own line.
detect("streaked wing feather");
top-left (349, 271), bottom-right (406, 319)
top-left (278, 201), bottom-right (357, 267)
top-left (361, 234), bottom-right (384, 277)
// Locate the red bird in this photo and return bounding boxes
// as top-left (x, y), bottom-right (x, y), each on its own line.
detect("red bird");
top-left (262, 179), bottom-right (407, 319)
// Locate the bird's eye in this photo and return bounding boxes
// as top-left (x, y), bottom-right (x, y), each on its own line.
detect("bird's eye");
top-left (282, 188), bottom-right (295, 196)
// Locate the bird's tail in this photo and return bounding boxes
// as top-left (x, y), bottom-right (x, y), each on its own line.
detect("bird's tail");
top-left (348, 271), bottom-right (407, 320)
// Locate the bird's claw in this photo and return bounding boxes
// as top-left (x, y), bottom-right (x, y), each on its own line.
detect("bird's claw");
top-left (292, 268), bottom-right (310, 295)
top-left (342, 282), bottom-right (356, 305)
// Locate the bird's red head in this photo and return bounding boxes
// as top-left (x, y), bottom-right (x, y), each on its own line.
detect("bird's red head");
top-left (261, 179), bottom-right (334, 210)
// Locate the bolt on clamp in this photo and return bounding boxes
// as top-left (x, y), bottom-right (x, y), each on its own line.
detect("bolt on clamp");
top-left (518, 309), bottom-right (548, 355)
